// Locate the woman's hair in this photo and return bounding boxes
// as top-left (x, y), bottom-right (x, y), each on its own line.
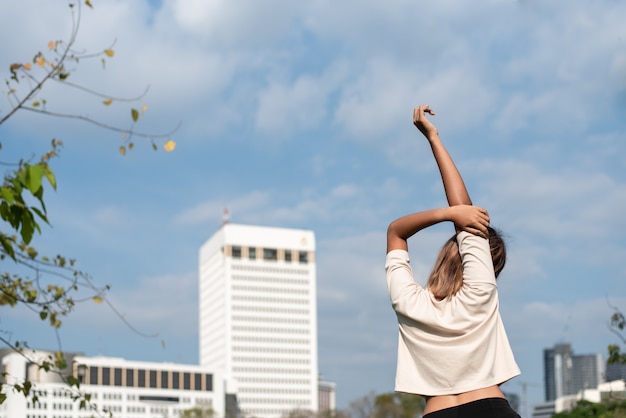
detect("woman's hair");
top-left (427, 227), bottom-right (506, 300)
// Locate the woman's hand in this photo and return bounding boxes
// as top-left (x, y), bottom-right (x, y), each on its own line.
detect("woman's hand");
top-left (449, 205), bottom-right (490, 237)
top-left (413, 104), bottom-right (438, 140)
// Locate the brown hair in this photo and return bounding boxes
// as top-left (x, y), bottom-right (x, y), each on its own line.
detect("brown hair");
top-left (427, 227), bottom-right (506, 300)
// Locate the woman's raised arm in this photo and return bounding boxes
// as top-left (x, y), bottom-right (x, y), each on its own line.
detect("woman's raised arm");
top-left (413, 105), bottom-right (472, 207)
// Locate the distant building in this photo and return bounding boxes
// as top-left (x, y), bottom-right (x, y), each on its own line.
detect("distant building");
top-left (605, 361), bottom-right (626, 382)
top-left (543, 343), bottom-right (605, 401)
top-left (0, 349), bottom-right (232, 418)
top-left (532, 380), bottom-right (626, 418)
top-left (199, 223), bottom-right (320, 418)
top-left (318, 377), bottom-right (336, 413)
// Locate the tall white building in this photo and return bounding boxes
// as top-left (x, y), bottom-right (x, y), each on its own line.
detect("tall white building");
top-left (199, 223), bottom-right (318, 418)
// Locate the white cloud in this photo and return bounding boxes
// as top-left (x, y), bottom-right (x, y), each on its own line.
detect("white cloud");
top-left (256, 75), bottom-right (329, 137)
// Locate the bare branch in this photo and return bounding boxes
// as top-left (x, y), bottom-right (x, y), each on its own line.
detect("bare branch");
top-left (20, 106), bottom-right (182, 140)
top-left (0, 2), bottom-right (80, 126)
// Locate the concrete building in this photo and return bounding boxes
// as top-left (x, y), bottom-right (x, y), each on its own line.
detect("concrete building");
top-left (318, 377), bottom-right (336, 414)
top-left (0, 349), bottom-right (231, 418)
top-left (532, 380), bottom-right (626, 418)
top-left (199, 223), bottom-right (319, 418)
top-left (543, 343), bottom-right (605, 401)
top-left (605, 361), bottom-right (626, 382)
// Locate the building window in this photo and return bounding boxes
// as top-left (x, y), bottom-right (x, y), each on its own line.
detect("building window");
top-left (284, 250), bottom-right (292, 262)
top-left (173, 372), bottom-right (180, 389)
top-left (126, 369), bottom-right (134, 387)
top-left (101, 367), bottom-right (110, 385)
top-left (138, 369), bottom-right (146, 388)
top-left (114, 368), bottom-right (122, 386)
top-left (194, 373), bottom-right (202, 390)
top-left (89, 367), bottom-right (98, 385)
top-left (263, 248), bottom-right (277, 261)
top-left (298, 251), bottom-right (308, 263)
top-left (248, 247), bottom-right (256, 260)
top-left (205, 374), bottom-right (213, 391)
top-left (232, 246), bottom-right (241, 259)
top-left (149, 370), bottom-right (157, 388)
top-left (161, 370), bottom-right (169, 389)
top-left (183, 373), bottom-right (191, 390)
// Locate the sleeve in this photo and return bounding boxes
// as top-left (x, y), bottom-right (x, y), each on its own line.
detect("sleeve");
top-left (456, 231), bottom-right (497, 287)
top-left (385, 249), bottom-right (430, 318)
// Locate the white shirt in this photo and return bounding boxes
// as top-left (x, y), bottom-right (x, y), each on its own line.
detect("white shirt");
top-left (385, 231), bottom-right (520, 396)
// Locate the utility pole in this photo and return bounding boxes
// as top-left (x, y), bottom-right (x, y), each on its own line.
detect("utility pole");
top-left (518, 381), bottom-right (540, 418)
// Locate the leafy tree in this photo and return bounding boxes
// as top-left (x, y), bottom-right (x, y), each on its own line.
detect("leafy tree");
top-left (1, 0), bottom-right (176, 413)
top-left (608, 305), bottom-right (626, 365)
top-left (281, 408), bottom-right (349, 418)
top-left (180, 405), bottom-right (216, 418)
top-left (372, 392), bottom-right (424, 418)
top-left (346, 391), bottom-right (424, 418)
top-left (347, 391), bottom-right (377, 418)
top-left (552, 399), bottom-right (626, 418)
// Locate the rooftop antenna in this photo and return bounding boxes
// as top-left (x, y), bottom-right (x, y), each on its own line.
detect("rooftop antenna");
top-left (222, 208), bottom-right (230, 225)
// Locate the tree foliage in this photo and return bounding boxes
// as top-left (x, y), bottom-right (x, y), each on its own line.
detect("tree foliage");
top-left (608, 304), bottom-right (626, 365)
top-left (552, 399), bottom-right (626, 418)
top-left (180, 405), bottom-right (216, 418)
top-left (345, 391), bottom-right (424, 418)
top-left (1, 0), bottom-right (176, 413)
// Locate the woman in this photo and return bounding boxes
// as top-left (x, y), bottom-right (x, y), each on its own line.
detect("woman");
top-left (385, 105), bottom-right (521, 417)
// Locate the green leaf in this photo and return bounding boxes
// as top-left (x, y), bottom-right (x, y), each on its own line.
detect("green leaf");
top-left (24, 164), bottom-right (44, 194)
top-left (39, 311), bottom-right (48, 320)
top-left (85, 0), bottom-right (93, 8)
top-left (54, 352), bottom-right (67, 369)
top-left (19, 211), bottom-right (36, 244)
top-left (66, 375), bottom-right (80, 388)
top-left (0, 187), bottom-right (16, 204)
top-left (31, 207), bottom-right (49, 224)
top-left (131, 108), bottom-right (139, 122)
top-left (41, 165), bottom-right (56, 190)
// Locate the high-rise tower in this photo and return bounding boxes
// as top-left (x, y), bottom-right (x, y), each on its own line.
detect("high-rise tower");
top-left (199, 223), bottom-right (318, 418)
top-left (543, 343), bottom-right (605, 401)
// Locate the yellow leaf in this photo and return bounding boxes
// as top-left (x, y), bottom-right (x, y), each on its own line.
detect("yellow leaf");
top-left (141, 104), bottom-right (148, 114)
top-left (36, 58), bottom-right (46, 67)
top-left (93, 296), bottom-right (103, 304)
top-left (85, 0), bottom-right (93, 8)
top-left (48, 41), bottom-right (57, 49)
top-left (102, 98), bottom-right (113, 106)
top-left (163, 140), bottom-right (176, 152)
top-left (104, 49), bottom-right (115, 58)
top-left (119, 146), bottom-right (126, 156)
top-left (23, 63), bottom-right (32, 70)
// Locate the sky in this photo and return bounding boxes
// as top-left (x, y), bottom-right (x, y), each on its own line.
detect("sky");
top-left (1, 0), bottom-right (625, 415)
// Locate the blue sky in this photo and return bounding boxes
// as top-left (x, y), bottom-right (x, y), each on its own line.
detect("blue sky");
top-left (1, 0), bottom-right (625, 414)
